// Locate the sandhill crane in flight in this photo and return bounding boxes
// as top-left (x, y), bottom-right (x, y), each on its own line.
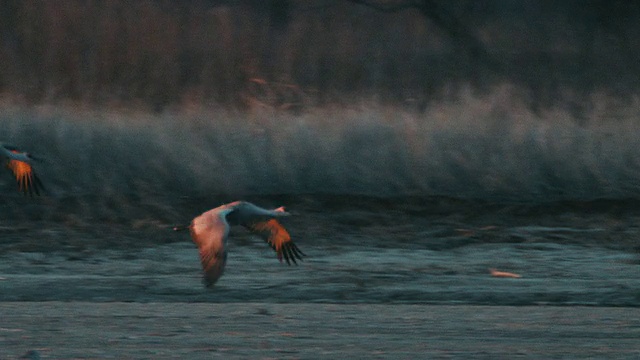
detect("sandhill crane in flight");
top-left (0, 143), bottom-right (44, 196)
top-left (174, 201), bottom-right (305, 287)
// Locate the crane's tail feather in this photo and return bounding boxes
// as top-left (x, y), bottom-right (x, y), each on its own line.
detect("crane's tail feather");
top-left (173, 224), bottom-right (190, 231)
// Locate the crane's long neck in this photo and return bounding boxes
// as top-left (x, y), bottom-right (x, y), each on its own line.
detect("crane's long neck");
top-left (2, 148), bottom-right (32, 162)
top-left (246, 203), bottom-right (289, 217)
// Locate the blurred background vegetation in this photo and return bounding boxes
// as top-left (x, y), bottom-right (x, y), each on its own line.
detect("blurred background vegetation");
top-left (1, 0), bottom-right (639, 115)
top-left (2, 0), bottom-right (640, 223)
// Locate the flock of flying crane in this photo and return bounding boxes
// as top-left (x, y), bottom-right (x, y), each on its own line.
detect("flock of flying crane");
top-left (1, 143), bottom-right (305, 288)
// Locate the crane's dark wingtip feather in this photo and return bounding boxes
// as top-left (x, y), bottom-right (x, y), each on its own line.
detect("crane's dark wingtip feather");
top-left (28, 176), bottom-right (35, 197)
top-left (33, 174), bottom-right (45, 196)
top-left (286, 248), bottom-right (295, 265)
top-left (282, 249), bottom-right (291, 265)
top-left (16, 173), bottom-right (45, 197)
top-left (280, 243), bottom-right (303, 265)
top-left (291, 244), bottom-right (306, 259)
top-left (288, 248), bottom-right (298, 265)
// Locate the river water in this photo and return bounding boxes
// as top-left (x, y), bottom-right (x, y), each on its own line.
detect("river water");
top-left (0, 195), bottom-right (637, 306)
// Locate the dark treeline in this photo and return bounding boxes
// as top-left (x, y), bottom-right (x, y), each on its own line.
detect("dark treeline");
top-left (0, 0), bottom-right (639, 112)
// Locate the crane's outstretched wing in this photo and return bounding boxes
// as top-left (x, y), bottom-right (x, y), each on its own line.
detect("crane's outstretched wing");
top-left (5, 158), bottom-right (44, 196)
top-left (246, 219), bottom-right (305, 264)
top-left (190, 223), bottom-right (228, 288)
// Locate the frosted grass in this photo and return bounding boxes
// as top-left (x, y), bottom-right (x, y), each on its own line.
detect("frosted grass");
top-left (2, 86), bottom-right (640, 203)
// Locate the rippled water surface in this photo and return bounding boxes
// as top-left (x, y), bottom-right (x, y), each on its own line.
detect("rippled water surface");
top-left (1, 195), bottom-right (638, 306)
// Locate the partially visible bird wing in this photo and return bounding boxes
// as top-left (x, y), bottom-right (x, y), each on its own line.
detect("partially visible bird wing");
top-left (190, 222), bottom-right (228, 288)
top-left (245, 219), bottom-right (305, 264)
top-left (5, 158), bottom-right (44, 196)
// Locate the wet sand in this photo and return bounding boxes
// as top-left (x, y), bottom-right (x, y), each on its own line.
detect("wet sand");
top-left (1, 302), bottom-right (639, 359)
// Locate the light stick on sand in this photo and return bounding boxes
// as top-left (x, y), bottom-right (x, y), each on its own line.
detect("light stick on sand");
top-left (489, 268), bottom-right (522, 278)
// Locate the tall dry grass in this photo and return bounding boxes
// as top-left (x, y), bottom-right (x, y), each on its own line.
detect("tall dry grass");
top-left (3, 85), bottom-right (640, 207)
